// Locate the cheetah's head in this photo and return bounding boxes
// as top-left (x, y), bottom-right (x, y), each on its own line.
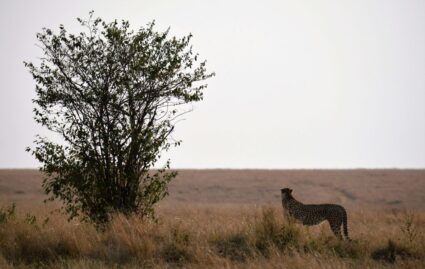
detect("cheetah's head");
top-left (280, 188), bottom-right (293, 201)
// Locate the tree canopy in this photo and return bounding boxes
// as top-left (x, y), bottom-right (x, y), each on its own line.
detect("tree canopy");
top-left (25, 12), bottom-right (214, 223)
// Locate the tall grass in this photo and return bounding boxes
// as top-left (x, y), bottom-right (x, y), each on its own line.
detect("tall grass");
top-left (0, 203), bottom-right (424, 268)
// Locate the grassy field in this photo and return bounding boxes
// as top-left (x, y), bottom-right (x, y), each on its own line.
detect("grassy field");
top-left (0, 169), bottom-right (424, 268)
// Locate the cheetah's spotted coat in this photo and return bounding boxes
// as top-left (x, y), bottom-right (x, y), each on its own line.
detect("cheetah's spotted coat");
top-left (281, 188), bottom-right (350, 240)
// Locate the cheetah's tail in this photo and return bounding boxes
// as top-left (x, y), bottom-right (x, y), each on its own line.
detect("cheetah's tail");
top-left (343, 209), bottom-right (351, 241)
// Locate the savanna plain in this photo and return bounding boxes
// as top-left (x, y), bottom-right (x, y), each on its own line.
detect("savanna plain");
top-left (0, 169), bottom-right (424, 268)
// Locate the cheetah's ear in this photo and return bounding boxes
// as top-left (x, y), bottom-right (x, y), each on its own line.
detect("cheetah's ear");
top-left (289, 189), bottom-right (293, 194)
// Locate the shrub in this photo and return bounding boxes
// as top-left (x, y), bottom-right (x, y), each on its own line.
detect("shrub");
top-left (212, 232), bottom-right (253, 262)
top-left (371, 239), bottom-right (417, 264)
top-left (0, 203), bottom-right (16, 224)
top-left (254, 207), bottom-right (301, 256)
top-left (329, 239), bottom-right (368, 260)
top-left (303, 239), bottom-right (323, 253)
top-left (162, 226), bottom-right (193, 264)
top-left (399, 211), bottom-right (420, 246)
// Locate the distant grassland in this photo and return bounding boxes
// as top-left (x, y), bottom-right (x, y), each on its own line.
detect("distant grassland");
top-left (0, 169), bottom-right (424, 268)
top-left (1, 169), bottom-right (425, 208)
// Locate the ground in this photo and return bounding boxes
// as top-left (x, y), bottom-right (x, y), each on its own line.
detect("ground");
top-left (0, 169), bottom-right (424, 268)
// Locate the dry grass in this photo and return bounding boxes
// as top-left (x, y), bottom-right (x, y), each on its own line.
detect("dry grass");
top-left (0, 203), bottom-right (424, 268)
top-left (0, 169), bottom-right (424, 268)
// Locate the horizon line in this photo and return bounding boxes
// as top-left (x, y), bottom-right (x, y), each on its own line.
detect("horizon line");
top-left (1, 167), bottom-right (424, 171)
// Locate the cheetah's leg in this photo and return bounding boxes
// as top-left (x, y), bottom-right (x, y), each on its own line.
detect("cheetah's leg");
top-left (328, 220), bottom-right (343, 240)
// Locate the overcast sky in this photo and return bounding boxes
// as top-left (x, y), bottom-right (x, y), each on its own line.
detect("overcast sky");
top-left (0, 0), bottom-right (424, 169)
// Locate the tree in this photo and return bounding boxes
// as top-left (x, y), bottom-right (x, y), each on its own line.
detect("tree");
top-left (24, 12), bottom-right (214, 223)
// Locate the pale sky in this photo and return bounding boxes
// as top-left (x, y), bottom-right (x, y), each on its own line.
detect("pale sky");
top-left (0, 0), bottom-right (424, 169)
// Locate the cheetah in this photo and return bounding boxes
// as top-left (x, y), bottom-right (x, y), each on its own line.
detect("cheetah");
top-left (281, 188), bottom-right (350, 240)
